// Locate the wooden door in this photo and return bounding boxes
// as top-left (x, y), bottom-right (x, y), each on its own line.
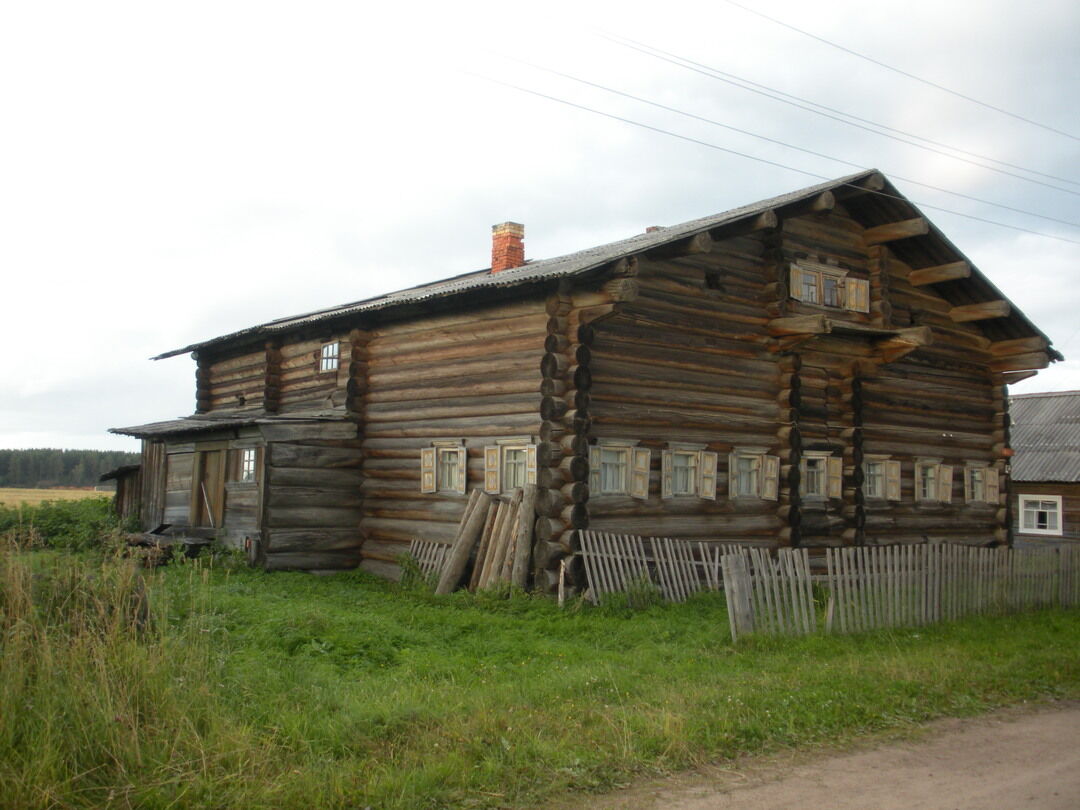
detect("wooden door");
top-left (193, 449), bottom-right (226, 528)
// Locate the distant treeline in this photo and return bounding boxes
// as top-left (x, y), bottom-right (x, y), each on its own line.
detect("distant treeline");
top-left (0, 449), bottom-right (141, 489)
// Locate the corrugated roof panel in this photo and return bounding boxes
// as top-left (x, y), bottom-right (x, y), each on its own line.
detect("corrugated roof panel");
top-left (1010, 391), bottom-right (1080, 482)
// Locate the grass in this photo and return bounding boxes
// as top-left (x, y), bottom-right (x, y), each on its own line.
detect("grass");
top-left (1, 545), bottom-right (1078, 810)
top-left (0, 487), bottom-right (110, 506)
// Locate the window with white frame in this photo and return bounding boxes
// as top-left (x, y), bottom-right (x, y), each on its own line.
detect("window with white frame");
top-left (420, 442), bottom-right (467, 495)
top-left (863, 456), bottom-right (901, 501)
top-left (790, 261), bottom-right (869, 312)
top-left (916, 459), bottom-right (953, 503)
top-left (589, 441), bottom-right (651, 500)
top-left (1019, 495), bottom-right (1062, 535)
top-left (319, 341), bottom-right (339, 373)
top-left (728, 449), bottom-right (779, 500)
top-left (661, 446), bottom-right (718, 500)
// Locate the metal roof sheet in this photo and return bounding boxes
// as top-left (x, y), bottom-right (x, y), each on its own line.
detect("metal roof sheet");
top-left (1010, 391), bottom-right (1080, 482)
top-left (152, 169), bottom-right (1058, 363)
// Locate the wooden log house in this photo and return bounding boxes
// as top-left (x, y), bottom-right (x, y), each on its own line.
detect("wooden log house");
top-left (112, 170), bottom-right (1061, 585)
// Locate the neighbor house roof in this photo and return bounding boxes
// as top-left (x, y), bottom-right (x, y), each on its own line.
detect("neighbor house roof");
top-left (154, 169), bottom-right (1060, 361)
top-left (1010, 391), bottom-right (1080, 482)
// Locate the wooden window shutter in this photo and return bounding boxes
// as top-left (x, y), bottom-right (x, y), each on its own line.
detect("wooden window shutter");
top-left (845, 278), bottom-right (870, 313)
top-left (827, 457), bottom-right (843, 498)
top-left (727, 452), bottom-right (739, 499)
top-left (454, 448), bottom-right (467, 495)
top-left (698, 451), bottom-right (719, 500)
top-left (525, 444), bottom-right (538, 486)
top-left (885, 460), bottom-right (901, 501)
top-left (789, 266), bottom-right (806, 302)
top-left (483, 446), bottom-right (501, 494)
top-left (630, 447), bottom-right (651, 500)
top-left (762, 455), bottom-right (780, 500)
top-left (420, 448), bottom-right (436, 493)
top-left (589, 445), bottom-right (601, 493)
top-left (660, 450), bottom-right (673, 499)
top-left (984, 468), bottom-right (1000, 505)
top-left (937, 464), bottom-right (954, 503)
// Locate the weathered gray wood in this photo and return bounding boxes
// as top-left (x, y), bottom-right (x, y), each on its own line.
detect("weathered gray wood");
top-left (435, 491), bottom-right (491, 595)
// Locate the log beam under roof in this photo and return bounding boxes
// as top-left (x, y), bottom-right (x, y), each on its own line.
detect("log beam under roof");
top-left (989, 351), bottom-right (1050, 373)
top-left (949, 300), bottom-right (1011, 322)
top-left (862, 218), bottom-right (930, 245)
top-left (1001, 370), bottom-right (1040, 385)
top-left (988, 336), bottom-right (1048, 357)
top-left (644, 231), bottom-right (712, 260)
top-left (908, 261), bottom-right (971, 286)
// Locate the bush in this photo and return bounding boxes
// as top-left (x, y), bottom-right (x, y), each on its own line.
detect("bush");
top-left (0, 498), bottom-right (119, 551)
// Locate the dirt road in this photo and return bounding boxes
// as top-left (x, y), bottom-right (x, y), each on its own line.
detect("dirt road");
top-left (558, 702), bottom-right (1080, 809)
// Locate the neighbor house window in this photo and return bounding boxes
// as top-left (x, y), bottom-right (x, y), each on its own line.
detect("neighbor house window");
top-left (661, 446), bottom-right (719, 500)
top-left (420, 443), bottom-right (466, 495)
top-left (728, 449), bottom-right (779, 500)
top-left (1019, 495), bottom-right (1062, 535)
top-left (790, 261), bottom-right (869, 312)
top-left (239, 448), bottom-right (257, 483)
top-left (589, 441), bottom-right (651, 500)
top-left (916, 460), bottom-right (953, 503)
top-left (319, 341), bottom-right (339, 372)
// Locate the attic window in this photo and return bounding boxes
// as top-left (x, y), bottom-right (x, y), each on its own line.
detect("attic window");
top-left (319, 341), bottom-right (339, 373)
top-left (790, 262), bottom-right (869, 312)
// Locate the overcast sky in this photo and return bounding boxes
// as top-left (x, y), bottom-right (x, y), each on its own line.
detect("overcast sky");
top-left (2, 0), bottom-right (1078, 452)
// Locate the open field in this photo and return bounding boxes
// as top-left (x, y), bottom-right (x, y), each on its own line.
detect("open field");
top-left (1, 547), bottom-right (1079, 810)
top-left (0, 487), bottom-right (110, 506)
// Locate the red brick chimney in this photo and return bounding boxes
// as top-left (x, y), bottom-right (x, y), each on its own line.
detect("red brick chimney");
top-left (491, 222), bottom-right (525, 273)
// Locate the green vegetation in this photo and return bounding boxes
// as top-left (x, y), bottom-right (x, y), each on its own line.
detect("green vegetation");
top-left (0, 448), bottom-right (139, 489)
top-left (0, 497), bottom-right (121, 551)
top-left (2, 539), bottom-right (1078, 809)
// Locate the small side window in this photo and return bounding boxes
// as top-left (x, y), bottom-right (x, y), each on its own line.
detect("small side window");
top-left (1019, 495), bottom-right (1062, 535)
top-left (239, 448), bottom-right (258, 483)
top-left (319, 341), bottom-right (339, 373)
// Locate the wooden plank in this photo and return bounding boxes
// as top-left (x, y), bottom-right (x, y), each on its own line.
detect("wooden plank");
top-left (948, 300), bottom-right (1011, 323)
top-left (435, 491), bottom-right (491, 595)
top-left (907, 261), bottom-right (971, 286)
top-left (862, 218), bottom-right (929, 245)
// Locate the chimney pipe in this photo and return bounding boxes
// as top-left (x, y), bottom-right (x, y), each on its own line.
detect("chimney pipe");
top-left (491, 222), bottom-right (525, 273)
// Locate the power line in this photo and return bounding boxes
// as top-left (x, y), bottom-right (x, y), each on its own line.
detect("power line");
top-left (720, 0), bottom-right (1080, 142)
top-left (596, 33), bottom-right (1080, 190)
top-left (498, 54), bottom-right (1080, 230)
top-left (469, 71), bottom-right (1080, 247)
top-left (602, 34), bottom-right (1080, 198)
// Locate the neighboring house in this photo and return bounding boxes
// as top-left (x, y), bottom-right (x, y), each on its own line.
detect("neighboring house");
top-left (99, 464), bottom-right (142, 522)
top-left (1009, 391), bottom-right (1080, 547)
top-left (112, 170), bottom-right (1060, 586)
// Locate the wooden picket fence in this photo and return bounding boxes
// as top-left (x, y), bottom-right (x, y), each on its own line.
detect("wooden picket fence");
top-left (825, 543), bottom-right (1080, 633)
top-left (577, 532), bottom-right (1080, 641)
top-left (578, 531), bottom-right (740, 604)
top-left (721, 547), bottom-right (816, 641)
top-left (407, 538), bottom-right (450, 579)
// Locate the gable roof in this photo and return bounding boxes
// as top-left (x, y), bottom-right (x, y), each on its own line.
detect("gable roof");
top-left (1010, 391), bottom-right (1080, 482)
top-left (154, 169), bottom-right (1059, 361)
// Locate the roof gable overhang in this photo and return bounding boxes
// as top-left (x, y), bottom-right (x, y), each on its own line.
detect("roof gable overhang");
top-left (152, 170), bottom-right (1060, 367)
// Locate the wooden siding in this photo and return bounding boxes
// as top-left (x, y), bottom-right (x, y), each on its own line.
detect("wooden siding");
top-left (203, 348), bottom-right (266, 412)
top-left (163, 449), bottom-right (195, 527)
top-left (139, 439), bottom-right (166, 530)
top-left (358, 299), bottom-right (547, 578)
top-left (588, 232), bottom-right (783, 545)
top-left (278, 335), bottom-right (349, 412)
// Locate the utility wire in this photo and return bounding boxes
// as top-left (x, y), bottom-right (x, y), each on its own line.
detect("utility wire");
top-left (499, 54), bottom-right (1080, 230)
top-left (597, 33), bottom-right (1080, 190)
top-left (602, 34), bottom-right (1080, 198)
top-left (720, 0), bottom-right (1080, 142)
top-left (469, 71), bottom-right (1080, 247)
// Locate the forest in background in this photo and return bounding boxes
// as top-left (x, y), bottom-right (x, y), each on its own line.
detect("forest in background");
top-left (0, 449), bottom-right (140, 489)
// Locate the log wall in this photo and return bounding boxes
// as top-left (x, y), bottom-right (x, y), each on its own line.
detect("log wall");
top-left (201, 348), bottom-right (266, 412)
top-left (277, 335), bottom-right (349, 412)
top-left (357, 299), bottom-right (548, 578)
top-left (588, 233), bottom-right (784, 545)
